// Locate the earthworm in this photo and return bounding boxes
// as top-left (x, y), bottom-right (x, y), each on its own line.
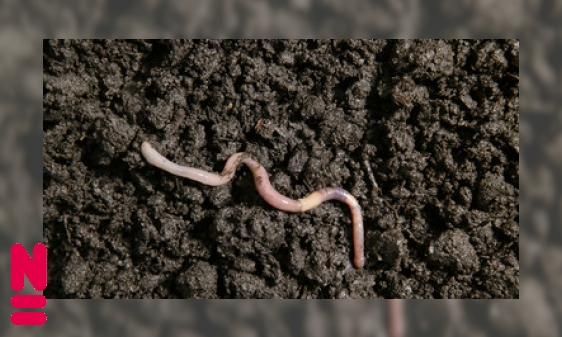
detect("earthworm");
top-left (141, 142), bottom-right (365, 268)
top-left (388, 299), bottom-right (405, 337)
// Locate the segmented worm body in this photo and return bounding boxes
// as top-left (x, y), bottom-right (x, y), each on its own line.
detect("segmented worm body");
top-left (141, 142), bottom-right (365, 268)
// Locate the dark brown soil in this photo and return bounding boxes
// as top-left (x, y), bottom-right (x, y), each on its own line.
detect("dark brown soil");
top-left (43, 39), bottom-right (519, 298)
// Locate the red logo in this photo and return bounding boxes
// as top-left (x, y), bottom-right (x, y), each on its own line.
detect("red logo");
top-left (10, 243), bottom-right (47, 325)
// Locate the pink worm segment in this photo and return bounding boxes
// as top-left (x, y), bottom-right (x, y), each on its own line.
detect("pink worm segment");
top-left (141, 142), bottom-right (365, 269)
top-left (388, 299), bottom-right (405, 337)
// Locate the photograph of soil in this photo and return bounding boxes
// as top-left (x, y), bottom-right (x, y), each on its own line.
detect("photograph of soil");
top-left (43, 39), bottom-right (519, 298)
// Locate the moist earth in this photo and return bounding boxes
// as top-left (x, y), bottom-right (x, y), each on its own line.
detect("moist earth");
top-left (43, 39), bottom-right (519, 298)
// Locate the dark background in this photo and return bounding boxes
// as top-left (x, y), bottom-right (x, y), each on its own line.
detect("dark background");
top-left (0, 0), bottom-right (555, 336)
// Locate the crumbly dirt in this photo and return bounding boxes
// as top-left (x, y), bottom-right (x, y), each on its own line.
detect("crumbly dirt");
top-left (43, 39), bottom-right (519, 298)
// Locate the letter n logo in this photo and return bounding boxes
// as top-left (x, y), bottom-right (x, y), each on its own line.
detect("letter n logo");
top-left (10, 243), bottom-right (47, 325)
